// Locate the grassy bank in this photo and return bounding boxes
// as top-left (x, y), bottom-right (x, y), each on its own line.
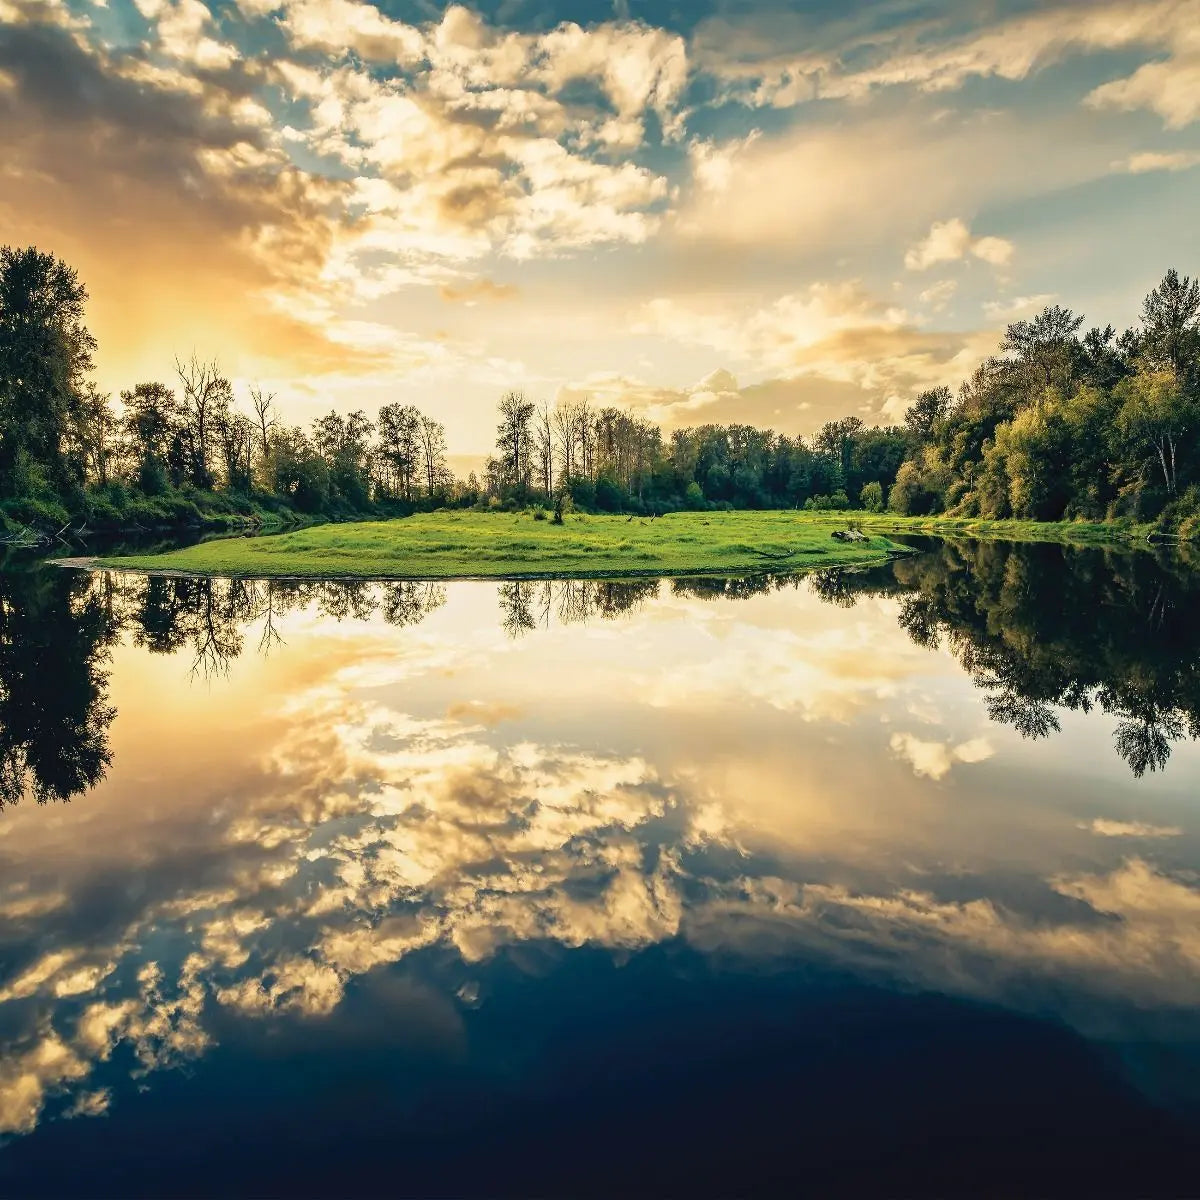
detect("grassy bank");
top-left (89, 511), bottom-right (907, 579)
top-left (798, 512), bottom-right (1160, 546)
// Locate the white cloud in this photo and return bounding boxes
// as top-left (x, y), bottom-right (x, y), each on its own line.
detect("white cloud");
top-left (1119, 150), bottom-right (1200, 173)
top-left (905, 218), bottom-right (1014, 271)
top-left (918, 279), bottom-right (958, 312)
top-left (697, 0), bottom-right (1200, 125)
top-left (134, 0), bottom-right (239, 69)
top-left (982, 293), bottom-right (1057, 321)
top-left (1087, 55), bottom-right (1200, 130)
top-left (889, 732), bottom-right (994, 780)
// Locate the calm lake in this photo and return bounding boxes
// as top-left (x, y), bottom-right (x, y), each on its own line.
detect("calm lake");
top-left (1, 539), bottom-right (1199, 1195)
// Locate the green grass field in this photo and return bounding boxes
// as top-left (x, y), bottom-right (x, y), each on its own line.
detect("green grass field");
top-left (90, 510), bottom-right (908, 579)
top-left (80, 508), bottom-right (1163, 581)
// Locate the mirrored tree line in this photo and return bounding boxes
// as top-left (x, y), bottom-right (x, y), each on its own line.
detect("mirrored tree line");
top-left (4, 542), bottom-right (1200, 808)
top-left (0, 568), bottom-right (666, 806)
top-left (811, 540), bottom-right (1200, 777)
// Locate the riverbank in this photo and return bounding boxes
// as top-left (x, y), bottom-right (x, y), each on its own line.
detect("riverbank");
top-left (79, 511), bottom-right (908, 579)
top-left (809, 513), bottom-right (1162, 546)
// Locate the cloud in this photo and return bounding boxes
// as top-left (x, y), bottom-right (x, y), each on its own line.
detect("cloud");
top-left (1086, 818), bottom-right (1183, 839)
top-left (439, 278), bottom-right (520, 305)
top-left (696, 0), bottom-right (1200, 121)
top-left (1087, 55), bottom-right (1200, 130)
top-left (918, 280), bottom-right (958, 312)
top-left (982, 293), bottom-right (1057, 320)
top-left (889, 732), bottom-right (994, 780)
top-left (132, 0), bottom-right (239, 70)
top-left (1119, 150), bottom-right (1200, 173)
top-left (905, 218), bottom-right (1014, 271)
top-left (670, 107), bottom-right (1108, 270)
top-left (631, 282), bottom-right (995, 423)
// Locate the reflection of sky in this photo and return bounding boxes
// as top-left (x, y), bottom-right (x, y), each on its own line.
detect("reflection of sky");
top-left (2, 577), bottom-right (1199, 1140)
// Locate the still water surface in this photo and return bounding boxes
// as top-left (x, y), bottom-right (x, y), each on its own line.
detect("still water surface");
top-left (1, 540), bottom-right (1199, 1194)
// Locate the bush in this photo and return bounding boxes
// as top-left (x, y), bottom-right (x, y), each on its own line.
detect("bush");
top-left (684, 481), bottom-right (705, 510)
top-left (0, 494), bottom-right (71, 531)
top-left (594, 474), bottom-right (625, 512)
top-left (532, 508), bottom-right (547, 521)
top-left (569, 477), bottom-right (596, 510)
top-left (859, 481), bottom-right (884, 512)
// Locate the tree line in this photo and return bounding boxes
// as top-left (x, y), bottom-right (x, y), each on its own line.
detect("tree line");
top-left (3, 243), bottom-right (1199, 535)
top-left (889, 271), bottom-right (1200, 531)
top-left (0, 246), bottom-right (458, 534)
top-left (483, 270), bottom-right (1200, 532)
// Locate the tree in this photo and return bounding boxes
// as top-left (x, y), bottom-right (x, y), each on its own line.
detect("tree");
top-left (269, 425), bottom-right (329, 511)
top-left (249, 386), bottom-right (276, 478)
top-left (313, 409), bottom-right (374, 507)
top-left (552, 398), bottom-right (574, 484)
top-left (496, 390), bottom-right (535, 497)
top-left (69, 383), bottom-right (116, 489)
top-left (535, 399), bottom-right (555, 498)
top-left (859, 480), bottom-right (884, 512)
top-left (904, 386), bottom-right (952, 443)
top-left (175, 355), bottom-right (231, 489)
top-left (377, 403), bottom-right (421, 500)
top-left (0, 245), bottom-right (97, 496)
top-left (1001, 304), bottom-right (1084, 395)
top-left (216, 409), bottom-right (255, 492)
top-left (1140, 269), bottom-right (1200, 381)
top-left (121, 382), bottom-right (180, 492)
top-left (1114, 371), bottom-right (1194, 498)
top-left (416, 412), bottom-right (448, 498)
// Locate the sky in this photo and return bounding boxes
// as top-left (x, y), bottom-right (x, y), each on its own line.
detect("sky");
top-left (2, 0), bottom-right (1199, 454)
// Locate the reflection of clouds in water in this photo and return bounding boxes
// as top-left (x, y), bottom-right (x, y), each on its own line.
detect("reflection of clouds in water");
top-left (889, 732), bottom-right (994, 780)
top-left (1, 578), bottom-right (1198, 1138)
top-left (631, 598), bottom-right (931, 723)
top-left (0, 693), bottom-right (682, 1133)
top-left (689, 858), bottom-right (1200, 1013)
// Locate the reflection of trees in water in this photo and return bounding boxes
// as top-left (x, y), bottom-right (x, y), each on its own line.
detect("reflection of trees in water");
top-left (9, 543), bottom-right (1200, 805)
top-left (0, 571), bottom-right (668, 805)
top-left (0, 574), bottom-right (452, 806)
top-left (0, 569), bottom-right (119, 807)
top-left (499, 578), bottom-right (660, 638)
top-left (811, 541), bottom-right (1200, 776)
top-left (671, 574), bottom-right (794, 603)
top-left (124, 576), bottom-right (451, 677)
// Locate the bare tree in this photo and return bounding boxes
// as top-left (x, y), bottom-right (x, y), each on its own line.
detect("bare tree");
top-left (553, 396), bottom-right (578, 483)
top-left (249, 386), bottom-right (276, 468)
top-left (175, 354), bottom-right (230, 488)
top-left (416, 412), bottom-right (448, 497)
top-left (535, 399), bottom-right (555, 498)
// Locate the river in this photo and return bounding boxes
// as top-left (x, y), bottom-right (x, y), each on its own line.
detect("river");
top-left (1, 538), bottom-right (1198, 1195)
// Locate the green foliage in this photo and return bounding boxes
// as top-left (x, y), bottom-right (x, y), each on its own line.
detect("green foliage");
top-left (103, 511), bottom-right (904, 578)
top-left (3, 244), bottom-right (1200, 544)
top-left (859, 481), bottom-right (884, 512)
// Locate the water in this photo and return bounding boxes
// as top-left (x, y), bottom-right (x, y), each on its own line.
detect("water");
top-left (1, 540), bottom-right (1199, 1195)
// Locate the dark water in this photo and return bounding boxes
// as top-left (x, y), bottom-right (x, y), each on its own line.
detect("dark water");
top-left (2, 540), bottom-right (1200, 1196)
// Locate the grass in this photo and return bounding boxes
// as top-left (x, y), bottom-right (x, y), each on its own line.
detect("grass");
top-left (796, 511), bottom-right (1158, 546)
top-left (88, 510), bottom-right (908, 580)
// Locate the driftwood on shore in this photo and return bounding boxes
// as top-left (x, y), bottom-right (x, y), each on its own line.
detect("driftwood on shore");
top-left (0, 521), bottom-right (87, 548)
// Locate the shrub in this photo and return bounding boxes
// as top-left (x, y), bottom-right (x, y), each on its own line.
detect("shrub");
top-left (859, 481), bottom-right (884, 512)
